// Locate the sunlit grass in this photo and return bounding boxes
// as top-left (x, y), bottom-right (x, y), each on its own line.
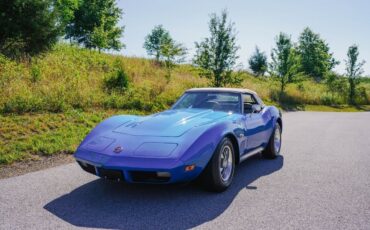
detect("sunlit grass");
top-left (0, 109), bottom-right (145, 164)
top-left (1, 44), bottom-right (368, 115)
top-left (0, 44), bottom-right (369, 165)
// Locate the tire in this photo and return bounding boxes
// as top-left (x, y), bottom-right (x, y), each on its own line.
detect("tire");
top-left (201, 137), bottom-right (235, 192)
top-left (262, 122), bottom-right (282, 159)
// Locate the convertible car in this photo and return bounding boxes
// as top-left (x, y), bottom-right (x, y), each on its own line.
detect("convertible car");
top-left (75, 88), bottom-right (282, 192)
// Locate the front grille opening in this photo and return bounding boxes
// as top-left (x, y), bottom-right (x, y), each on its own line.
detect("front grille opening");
top-left (77, 161), bottom-right (96, 175)
top-left (130, 171), bottom-right (171, 183)
top-left (98, 168), bottom-right (124, 182)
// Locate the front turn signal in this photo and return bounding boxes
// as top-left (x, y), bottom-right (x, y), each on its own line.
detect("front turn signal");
top-left (185, 164), bottom-right (196, 172)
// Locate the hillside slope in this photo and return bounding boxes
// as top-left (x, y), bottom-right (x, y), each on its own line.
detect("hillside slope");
top-left (0, 44), bottom-right (369, 166)
top-left (1, 44), bottom-right (369, 115)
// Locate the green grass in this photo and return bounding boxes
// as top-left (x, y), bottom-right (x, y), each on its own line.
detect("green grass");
top-left (303, 104), bottom-right (370, 112)
top-left (1, 44), bottom-right (368, 115)
top-left (0, 109), bottom-right (145, 164)
top-left (0, 44), bottom-right (369, 165)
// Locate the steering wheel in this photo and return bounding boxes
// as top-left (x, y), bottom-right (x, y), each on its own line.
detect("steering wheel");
top-left (206, 101), bottom-right (220, 110)
top-left (193, 100), bottom-right (218, 109)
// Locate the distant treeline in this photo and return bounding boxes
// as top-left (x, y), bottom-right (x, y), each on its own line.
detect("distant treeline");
top-left (0, 1), bottom-right (367, 104)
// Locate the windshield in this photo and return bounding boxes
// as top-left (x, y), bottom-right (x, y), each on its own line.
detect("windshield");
top-left (172, 92), bottom-right (241, 113)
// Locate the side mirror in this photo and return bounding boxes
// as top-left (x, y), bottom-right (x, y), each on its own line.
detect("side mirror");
top-left (252, 104), bottom-right (262, 113)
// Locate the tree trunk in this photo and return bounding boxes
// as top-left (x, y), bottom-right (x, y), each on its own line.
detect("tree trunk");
top-left (280, 77), bottom-right (286, 94)
top-left (279, 76), bottom-right (286, 102)
top-left (349, 78), bottom-right (356, 104)
top-left (213, 71), bottom-right (219, 87)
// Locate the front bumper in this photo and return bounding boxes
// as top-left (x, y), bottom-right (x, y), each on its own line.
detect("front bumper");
top-left (74, 149), bottom-right (202, 184)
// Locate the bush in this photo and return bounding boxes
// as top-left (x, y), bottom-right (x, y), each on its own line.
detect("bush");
top-left (104, 64), bottom-right (129, 93)
top-left (356, 87), bottom-right (368, 105)
top-left (2, 95), bottom-right (43, 114)
top-left (324, 73), bottom-right (348, 103)
top-left (30, 64), bottom-right (42, 83)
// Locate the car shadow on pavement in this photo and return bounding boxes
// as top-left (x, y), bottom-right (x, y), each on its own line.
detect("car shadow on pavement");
top-left (44, 154), bottom-right (284, 230)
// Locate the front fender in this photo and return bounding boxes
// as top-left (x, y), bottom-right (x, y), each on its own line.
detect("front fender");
top-left (179, 120), bottom-right (241, 170)
top-left (267, 106), bottom-right (282, 132)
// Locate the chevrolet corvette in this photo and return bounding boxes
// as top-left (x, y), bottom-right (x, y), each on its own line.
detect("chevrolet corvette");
top-left (74, 88), bottom-right (282, 192)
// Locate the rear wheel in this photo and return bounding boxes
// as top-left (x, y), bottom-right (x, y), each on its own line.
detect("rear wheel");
top-left (201, 137), bottom-right (235, 192)
top-left (262, 123), bottom-right (282, 159)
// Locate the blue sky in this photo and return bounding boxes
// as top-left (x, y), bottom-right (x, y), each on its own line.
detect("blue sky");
top-left (117, 0), bottom-right (370, 75)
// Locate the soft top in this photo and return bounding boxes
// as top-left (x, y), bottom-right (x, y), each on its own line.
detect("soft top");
top-left (186, 87), bottom-right (258, 95)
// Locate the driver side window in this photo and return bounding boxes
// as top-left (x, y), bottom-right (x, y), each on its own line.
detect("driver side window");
top-left (243, 94), bottom-right (258, 114)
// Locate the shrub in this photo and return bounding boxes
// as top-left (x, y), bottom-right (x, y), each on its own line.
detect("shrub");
top-left (356, 87), bottom-right (368, 105)
top-left (2, 95), bottom-right (43, 114)
top-left (104, 64), bottom-right (129, 93)
top-left (30, 64), bottom-right (41, 83)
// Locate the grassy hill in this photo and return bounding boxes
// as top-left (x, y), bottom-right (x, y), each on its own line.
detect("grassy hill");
top-left (0, 44), bottom-right (369, 165)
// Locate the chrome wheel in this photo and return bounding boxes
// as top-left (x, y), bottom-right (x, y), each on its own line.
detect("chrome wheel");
top-left (219, 145), bottom-right (233, 182)
top-left (274, 124), bottom-right (281, 154)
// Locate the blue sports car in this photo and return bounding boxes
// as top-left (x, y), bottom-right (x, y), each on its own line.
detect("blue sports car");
top-left (75, 88), bottom-right (282, 192)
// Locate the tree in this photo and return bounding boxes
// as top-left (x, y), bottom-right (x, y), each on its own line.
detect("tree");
top-left (144, 25), bottom-right (186, 79)
top-left (345, 44), bottom-right (365, 104)
top-left (297, 27), bottom-right (339, 81)
top-left (161, 38), bottom-right (187, 80)
top-left (270, 33), bottom-right (299, 94)
top-left (0, 0), bottom-right (61, 59)
top-left (67, 0), bottom-right (124, 52)
top-left (144, 25), bottom-right (171, 62)
top-left (248, 46), bottom-right (267, 76)
top-left (55, 0), bottom-right (79, 37)
top-left (193, 10), bottom-right (240, 87)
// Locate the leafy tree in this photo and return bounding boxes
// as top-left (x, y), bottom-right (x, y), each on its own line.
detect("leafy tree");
top-left (55, 0), bottom-right (79, 37)
top-left (297, 27), bottom-right (339, 81)
top-left (144, 25), bottom-right (186, 79)
top-left (193, 10), bottom-right (240, 87)
top-left (0, 0), bottom-right (61, 59)
top-left (345, 44), bottom-right (365, 104)
top-left (67, 0), bottom-right (124, 52)
top-left (161, 38), bottom-right (187, 80)
top-left (270, 33), bottom-right (299, 94)
top-left (248, 46), bottom-right (267, 76)
top-left (144, 25), bottom-right (171, 62)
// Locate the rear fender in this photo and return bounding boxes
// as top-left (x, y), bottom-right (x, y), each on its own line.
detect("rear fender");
top-left (262, 106), bottom-right (282, 147)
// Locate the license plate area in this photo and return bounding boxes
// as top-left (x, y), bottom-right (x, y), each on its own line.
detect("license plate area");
top-left (98, 168), bottom-right (124, 182)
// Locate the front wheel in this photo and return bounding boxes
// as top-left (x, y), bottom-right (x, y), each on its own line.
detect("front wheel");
top-left (262, 122), bottom-right (282, 159)
top-left (201, 137), bottom-right (235, 192)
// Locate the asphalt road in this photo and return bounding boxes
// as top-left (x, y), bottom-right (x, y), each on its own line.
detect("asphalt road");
top-left (1, 112), bottom-right (370, 230)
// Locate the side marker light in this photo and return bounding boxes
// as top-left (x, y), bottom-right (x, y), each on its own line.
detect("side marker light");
top-left (185, 164), bottom-right (196, 172)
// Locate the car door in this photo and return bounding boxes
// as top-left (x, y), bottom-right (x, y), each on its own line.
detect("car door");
top-left (242, 93), bottom-right (266, 151)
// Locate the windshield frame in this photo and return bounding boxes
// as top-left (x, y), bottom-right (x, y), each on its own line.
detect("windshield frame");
top-left (171, 91), bottom-right (243, 114)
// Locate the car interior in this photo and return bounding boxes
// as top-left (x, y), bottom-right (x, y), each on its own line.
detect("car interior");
top-left (192, 94), bottom-right (241, 113)
top-left (243, 94), bottom-right (261, 114)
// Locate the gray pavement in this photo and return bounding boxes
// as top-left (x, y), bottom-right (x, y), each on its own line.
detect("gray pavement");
top-left (0, 112), bottom-right (370, 230)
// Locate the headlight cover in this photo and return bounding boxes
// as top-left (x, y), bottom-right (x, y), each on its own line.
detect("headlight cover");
top-left (133, 142), bottom-right (178, 158)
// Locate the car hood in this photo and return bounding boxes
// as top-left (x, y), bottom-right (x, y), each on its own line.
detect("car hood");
top-left (113, 109), bottom-right (230, 137)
